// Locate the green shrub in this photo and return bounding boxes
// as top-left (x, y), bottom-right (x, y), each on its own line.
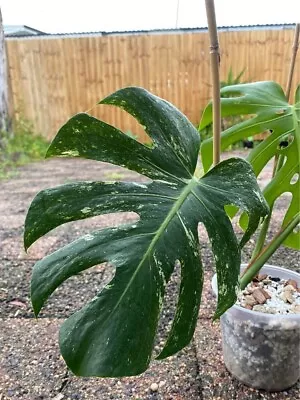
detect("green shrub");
top-left (0, 117), bottom-right (49, 178)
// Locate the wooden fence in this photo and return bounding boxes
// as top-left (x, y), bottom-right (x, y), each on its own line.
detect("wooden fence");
top-left (6, 28), bottom-right (300, 142)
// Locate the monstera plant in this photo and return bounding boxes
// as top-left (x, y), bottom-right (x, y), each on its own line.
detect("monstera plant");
top-left (200, 81), bottom-right (300, 284)
top-left (24, 87), bottom-right (269, 377)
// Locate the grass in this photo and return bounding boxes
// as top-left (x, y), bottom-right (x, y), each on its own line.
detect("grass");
top-left (0, 118), bottom-right (49, 179)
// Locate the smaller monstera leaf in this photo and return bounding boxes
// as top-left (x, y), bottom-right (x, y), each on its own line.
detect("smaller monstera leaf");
top-left (200, 81), bottom-right (300, 249)
top-left (24, 87), bottom-right (268, 377)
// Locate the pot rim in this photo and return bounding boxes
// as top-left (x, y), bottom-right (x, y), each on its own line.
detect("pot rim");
top-left (211, 264), bottom-right (300, 320)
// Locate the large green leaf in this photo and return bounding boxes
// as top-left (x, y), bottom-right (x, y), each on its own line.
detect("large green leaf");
top-left (24, 87), bottom-right (268, 377)
top-left (200, 81), bottom-right (300, 249)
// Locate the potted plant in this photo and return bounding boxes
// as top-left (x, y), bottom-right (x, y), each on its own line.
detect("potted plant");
top-left (23, 0), bottom-right (299, 393)
top-left (198, 21), bottom-right (300, 391)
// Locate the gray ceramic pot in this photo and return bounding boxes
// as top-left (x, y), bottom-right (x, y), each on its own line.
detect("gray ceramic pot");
top-left (212, 264), bottom-right (300, 391)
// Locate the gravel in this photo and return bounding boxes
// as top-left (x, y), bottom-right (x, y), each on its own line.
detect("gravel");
top-left (237, 276), bottom-right (300, 314)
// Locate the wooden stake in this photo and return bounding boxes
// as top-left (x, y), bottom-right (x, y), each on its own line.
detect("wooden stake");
top-left (205, 0), bottom-right (221, 166)
top-left (285, 23), bottom-right (300, 102)
top-left (0, 7), bottom-right (11, 137)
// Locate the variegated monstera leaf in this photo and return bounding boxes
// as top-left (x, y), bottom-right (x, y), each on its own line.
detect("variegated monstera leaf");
top-left (24, 87), bottom-right (268, 377)
top-left (200, 81), bottom-right (300, 249)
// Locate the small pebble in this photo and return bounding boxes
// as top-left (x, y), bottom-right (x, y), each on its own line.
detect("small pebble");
top-left (291, 304), bottom-right (300, 313)
top-left (284, 279), bottom-right (298, 290)
top-left (252, 305), bottom-right (267, 313)
top-left (252, 288), bottom-right (268, 304)
top-left (150, 383), bottom-right (159, 392)
top-left (256, 273), bottom-right (268, 281)
top-left (53, 394), bottom-right (64, 400)
top-left (260, 288), bottom-right (271, 299)
top-left (280, 291), bottom-right (295, 304)
top-left (244, 295), bottom-right (256, 306)
top-left (283, 284), bottom-right (296, 292)
top-left (265, 307), bottom-right (277, 314)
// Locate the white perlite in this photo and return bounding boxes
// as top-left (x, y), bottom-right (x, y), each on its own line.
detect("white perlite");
top-left (236, 275), bottom-right (300, 314)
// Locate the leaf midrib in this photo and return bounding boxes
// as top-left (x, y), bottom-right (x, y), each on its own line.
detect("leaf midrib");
top-left (106, 177), bottom-right (199, 318)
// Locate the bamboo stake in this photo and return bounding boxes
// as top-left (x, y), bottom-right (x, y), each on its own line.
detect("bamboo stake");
top-left (205, 0), bottom-right (221, 166)
top-left (285, 23), bottom-right (300, 102)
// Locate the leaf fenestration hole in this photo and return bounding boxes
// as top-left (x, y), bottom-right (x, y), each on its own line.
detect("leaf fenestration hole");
top-left (290, 173), bottom-right (299, 185)
top-left (293, 225), bottom-right (299, 234)
top-left (271, 192), bottom-right (292, 213)
top-left (221, 114), bottom-right (254, 133)
top-left (93, 104), bottom-right (154, 146)
top-left (154, 259), bottom-right (181, 356)
top-left (38, 212), bottom-right (141, 254)
top-left (281, 155), bottom-right (287, 167)
top-left (197, 222), bottom-right (213, 269)
top-left (293, 224), bottom-right (300, 234)
top-left (223, 204), bottom-right (246, 235)
top-left (220, 89), bottom-right (243, 99)
top-left (38, 261), bottom-right (114, 318)
top-left (267, 192), bottom-right (293, 236)
top-left (278, 134), bottom-right (294, 150)
top-left (63, 211), bottom-right (140, 240)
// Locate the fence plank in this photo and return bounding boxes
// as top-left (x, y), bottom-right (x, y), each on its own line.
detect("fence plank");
top-left (6, 28), bottom-right (300, 142)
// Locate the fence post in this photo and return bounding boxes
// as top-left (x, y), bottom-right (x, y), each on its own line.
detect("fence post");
top-left (0, 7), bottom-right (11, 145)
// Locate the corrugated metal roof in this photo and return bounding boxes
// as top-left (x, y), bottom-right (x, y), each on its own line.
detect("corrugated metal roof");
top-left (4, 25), bottom-right (47, 37)
top-left (5, 23), bottom-right (296, 40)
